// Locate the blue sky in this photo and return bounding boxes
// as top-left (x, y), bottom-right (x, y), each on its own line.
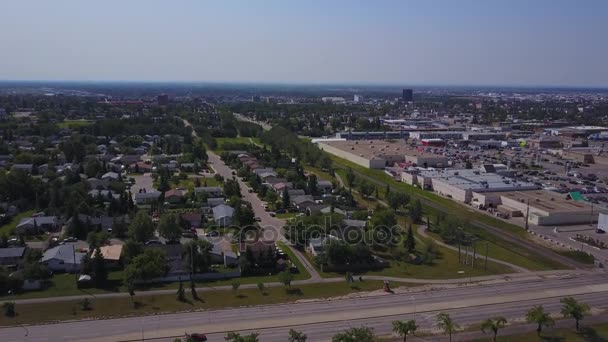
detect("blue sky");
top-left (1, 0), bottom-right (607, 86)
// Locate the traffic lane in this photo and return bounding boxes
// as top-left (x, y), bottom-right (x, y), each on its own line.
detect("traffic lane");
top-left (3, 273), bottom-right (607, 341)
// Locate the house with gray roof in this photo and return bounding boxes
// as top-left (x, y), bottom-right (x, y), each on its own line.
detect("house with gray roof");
top-left (41, 245), bottom-right (85, 273)
top-left (134, 191), bottom-right (162, 205)
top-left (212, 204), bottom-right (235, 227)
top-left (0, 247), bottom-right (27, 266)
top-left (16, 216), bottom-right (59, 235)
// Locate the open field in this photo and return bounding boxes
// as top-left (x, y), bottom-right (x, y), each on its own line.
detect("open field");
top-left (214, 137), bottom-right (261, 151)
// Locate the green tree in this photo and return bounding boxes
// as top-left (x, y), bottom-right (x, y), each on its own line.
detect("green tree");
top-left (436, 313), bottom-right (459, 342)
top-left (526, 305), bottom-right (554, 337)
top-left (480, 317), bottom-right (507, 342)
top-left (176, 277), bottom-right (186, 302)
top-left (307, 174), bottom-right (318, 195)
top-left (409, 199), bottom-right (423, 223)
top-left (158, 213), bottom-right (182, 241)
top-left (392, 320), bottom-right (417, 342)
top-left (124, 249), bottom-right (168, 284)
top-left (224, 332), bottom-right (259, 342)
top-left (387, 192), bottom-right (409, 211)
top-left (257, 282), bottom-right (265, 294)
top-left (288, 328), bottom-right (307, 342)
top-left (332, 326), bottom-right (374, 342)
top-left (183, 239), bottom-right (213, 274)
top-left (560, 297), bottom-right (590, 331)
top-left (278, 270), bottom-right (294, 289)
top-left (282, 187), bottom-right (291, 209)
top-left (358, 180), bottom-right (374, 199)
top-left (405, 225), bottom-right (416, 253)
top-left (92, 247), bottom-right (108, 287)
top-left (345, 168), bottom-right (356, 188)
top-left (128, 211), bottom-right (155, 243)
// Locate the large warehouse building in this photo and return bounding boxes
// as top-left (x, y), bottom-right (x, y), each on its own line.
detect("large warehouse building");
top-left (402, 169), bottom-right (539, 204)
top-left (317, 140), bottom-right (448, 169)
top-left (487, 190), bottom-right (607, 226)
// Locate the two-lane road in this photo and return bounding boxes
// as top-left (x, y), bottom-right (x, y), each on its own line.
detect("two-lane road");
top-left (3, 272), bottom-right (607, 342)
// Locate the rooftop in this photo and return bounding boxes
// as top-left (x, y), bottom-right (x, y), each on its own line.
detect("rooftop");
top-left (319, 140), bottom-right (443, 160)
top-left (492, 190), bottom-right (596, 213)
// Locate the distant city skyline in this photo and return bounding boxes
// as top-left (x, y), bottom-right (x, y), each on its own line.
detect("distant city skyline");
top-left (1, 0), bottom-right (607, 87)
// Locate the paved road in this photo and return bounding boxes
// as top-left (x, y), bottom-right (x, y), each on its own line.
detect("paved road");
top-left (181, 116), bottom-right (322, 281)
top-left (2, 272), bottom-right (607, 342)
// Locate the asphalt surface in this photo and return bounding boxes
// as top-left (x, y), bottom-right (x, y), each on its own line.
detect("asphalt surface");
top-left (2, 271), bottom-right (607, 342)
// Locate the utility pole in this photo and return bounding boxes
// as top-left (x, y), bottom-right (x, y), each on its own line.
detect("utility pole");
top-left (472, 240), bottom-right (477, 268)
top-left (524, 199), bottom-right (530, 231)
top-left (484, 242), bottom-right (489, 271)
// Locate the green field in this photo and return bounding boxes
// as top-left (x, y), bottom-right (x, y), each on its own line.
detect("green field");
top-left (0, 280), bottom-right (388, 326)
top-left (214, 137), bottom-right (261, 151)
top-left (0, 210), bottom-right (36, 236)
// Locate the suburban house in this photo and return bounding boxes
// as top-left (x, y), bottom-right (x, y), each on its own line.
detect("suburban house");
top-left (317, 180), bottom-right (334, 194)
top-left (204, 237), bottom-right (238, 267)
top-left (238, 239), bottom-right (276, 259)
top-left (164, 189), bottom-right (187, 204)
top-left (101, 172), bottom-right (120, 181)
top-left (94, 245), bottom-right (123, 269)
top-left (0, 247), bottom-right (27, 267)
top-left (194, 186), bottom-right (224, 198)
top-left (180, 212), bottom-right (204, 228)
top-left (180, 163), bottom-right (195, 172)
top-left (272, 182), bottom-right (293, 193)
top-left (134, 191), bottom-right (162, 205)
top-left (292, 195), bottom-right (315, 211)
top-left (284, 189), bottom-right (306, 199)
top-left (206, 197), bottom-right (226, 208)
top-left (41, 245), bottom-right (86, 273)
top-left (87, 177), bottom-right (110, 190)
top-left (128, 161), bottom-right (153, 173)
top-left (69, 214), bottom-right (126, 232)
top-left (11, 164), bottom-right (33, 173)
top-left (88, 189), bottom-right (121, 200)
top-left (212, 204), bottom-right (235, 227)
top-left (16, 216), bottom-right (59, 235)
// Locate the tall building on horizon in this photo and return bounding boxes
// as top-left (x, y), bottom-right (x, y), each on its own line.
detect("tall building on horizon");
top-left (402, 88), bottom-right (413, 102)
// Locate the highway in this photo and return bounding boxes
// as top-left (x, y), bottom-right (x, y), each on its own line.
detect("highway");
top-left (2, 272), bottom-right (607, 341)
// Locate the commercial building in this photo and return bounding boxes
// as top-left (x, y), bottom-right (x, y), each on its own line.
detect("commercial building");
top-left (462, 132), bottom-right (507, 141)
top-left (336, 131), bottom-right (409, 140)
top-left (402, 89), bottom-right (413, 102)
top-left (401, 168), bottom-right (539, 205)
top-left (317, 140), bottom-right (448, 169)
top-left (562, 147), bottom-right (608, 166)
top-left (485, 190), bottom-right (607, 226)
top-left (409, 131), bottom-right (465, 140)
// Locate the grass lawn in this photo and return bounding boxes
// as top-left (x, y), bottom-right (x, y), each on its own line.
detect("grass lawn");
top-left (470, 323), bottom-right (608, 341)
top-left (327, 154), bottom-right (567, 270)
top-left (0, 210), bottom-right (36, 236)
top-left (276, 212), bottom-right (297, 219)
top-left (0, 280), bottom-right (388, 326)
top-left (56, 119), bottom-right (93, 129)
top-left (277, 241), bottom-right (310, 280)
top-left (214, 137), bottom-right (261, 151)
top-left (309, 221), bottom-right (515, 279)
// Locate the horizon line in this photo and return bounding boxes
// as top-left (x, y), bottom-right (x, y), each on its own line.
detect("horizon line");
top-left (0, 79), bottom-right (607, 90)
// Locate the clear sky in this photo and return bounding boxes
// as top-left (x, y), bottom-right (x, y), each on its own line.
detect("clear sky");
top-left (1, 0), bottom-right (607, 87)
